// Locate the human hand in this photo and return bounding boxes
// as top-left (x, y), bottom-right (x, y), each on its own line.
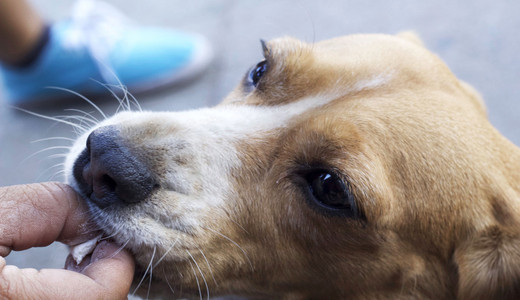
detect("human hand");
top-left (0, 182), bottom-right (135, 299)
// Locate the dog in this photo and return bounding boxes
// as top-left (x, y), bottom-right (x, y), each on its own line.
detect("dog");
top-left (64, 32), bottom-right (520, 299)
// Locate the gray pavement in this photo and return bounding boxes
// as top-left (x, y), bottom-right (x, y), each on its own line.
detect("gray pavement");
top-left (1, 0), bottom-right (519, 298)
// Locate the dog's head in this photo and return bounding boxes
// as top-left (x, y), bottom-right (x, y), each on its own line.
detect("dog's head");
top-left (65, 33), bottom-right (520, 299)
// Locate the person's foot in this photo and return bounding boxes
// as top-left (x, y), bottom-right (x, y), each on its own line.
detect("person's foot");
top-left (0, 0), bottom-right (213, 106)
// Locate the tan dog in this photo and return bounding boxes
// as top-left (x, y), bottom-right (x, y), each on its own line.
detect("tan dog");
top-left (65, 32), bottom-right (520, 299)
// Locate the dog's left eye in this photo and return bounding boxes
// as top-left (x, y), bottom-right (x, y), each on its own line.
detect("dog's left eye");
top-left (248, 60), bottom-right (267, 87)
top-left (303, 170), bottom-right (361, 218)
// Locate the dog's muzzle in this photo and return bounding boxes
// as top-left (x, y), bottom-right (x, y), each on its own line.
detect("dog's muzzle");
top-left (72, 125), bottom-right (157, 208)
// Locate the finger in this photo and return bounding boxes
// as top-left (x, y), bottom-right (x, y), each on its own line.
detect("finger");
top-left (0, 241), bottom-right (135, 299)
top-left (0, 182), bottom-right (99, 256)
top-left (82, 241), bottom-right (135, 295)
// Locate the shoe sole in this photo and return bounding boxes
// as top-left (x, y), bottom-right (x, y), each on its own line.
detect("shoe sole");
top-left (126, 34), bottom-right (214, 94)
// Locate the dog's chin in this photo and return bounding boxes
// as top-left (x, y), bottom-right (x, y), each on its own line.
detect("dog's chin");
top-left (77, 194), bottom-right (199, 294)
top-left (131, 254), bottom-right (210, 300)
top-left (131, 269), bottom-right (183, 300)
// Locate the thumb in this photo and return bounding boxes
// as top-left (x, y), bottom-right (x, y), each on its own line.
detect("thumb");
top-left (0, 241), bottom-right (134, 300)
top-left (79, 240), bottom-right (136, 294)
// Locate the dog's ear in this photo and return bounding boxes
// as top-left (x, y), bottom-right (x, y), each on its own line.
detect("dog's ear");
top-left (458, 80), bottom-right (487, 116)
top-left (396, 31), bottom-right (424, 47)
top-left (454, 225), bottom-right (520, 300)
top-left (397, 30), bottom-right (487, 116)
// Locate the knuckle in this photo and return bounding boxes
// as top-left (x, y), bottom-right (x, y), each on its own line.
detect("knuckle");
top-left (0, 264), bottom-right (31, 300)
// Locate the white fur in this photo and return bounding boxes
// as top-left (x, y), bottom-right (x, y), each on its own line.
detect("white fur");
top-left (352, 73), bottom-right (391, 92)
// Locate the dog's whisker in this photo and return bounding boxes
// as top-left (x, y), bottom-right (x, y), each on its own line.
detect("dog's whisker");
top-left (37, 165), bottom-right (66, 182)
top-left (36, 168), bottom-right (58, 182)
top-left (45, 162), bottom-right (66, 171)
top-left (107, 239), bottom-right (131, 260)
top-left (64, 108), bottom-right (101, 124)
top-left (162, 268), bottom-right (176, 297)
top-left (187, 250), bottom-right (210, 300)
top-left (53, 114), bottom-right (97, 128)
top-left (202, 226), bottom-right (254, 272)
top-left (101, 82), bottom-right (133, 113)
top-left (97, 218), bottom-right (125, 241)
top-left (60, 112), bottom-right (98, 127)
top-left (87, 78), bottom-right (126, 112)
top-left (49, 170), bottom-right (66, 181)
top-left (132, 245), bottom-right (156, 296)
top-left (188, 258), bottom-right (203, 300)
top-left (98, 82), bottom-right (128, 113)
top-left (50, 167), bottom-right (65, 178)
top-left (152, 237), bottom-right (180, 269)
top-left (116, 100), bottom-right (127, 114)
top-left (115, 83), bottom-right (136, 112)
top-left (71, 125), bottom-right (82, 137)
top-left (121, 85), bottom-right (132, 111)
top-left (46, 86), bottom-right (108, 120)
top-left (21, 146), bottom-right (71, 165)
top-left (99, 228), bottom-right (122, 241)
top-left (14, 107), bottom-right (88, 132)
top-left (48, 153), bottom-right (69, 159)
top-left (225, 214), bottom-right (249, 235)
top-left (147, 245), bottom-right (157, 300)
top-left (90, 72), bottom-right (131, 112)
top-left (172, 263), bottom-right (184, 298)
top-left (126, 89), bottom-right (142, 112)
top-left (102, 80), bottom-right (141, 112)
top-left (198, 247), bottom-right (218, 287)
top-left (31, 136), bottom-right (75, 143)
top-left (49, 161), bottom-right (65, 169)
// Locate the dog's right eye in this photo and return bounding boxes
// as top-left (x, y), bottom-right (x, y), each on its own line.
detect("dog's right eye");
top-left (301, 170), bottom-right (363, 219)
top-left (247, 60), bottom-right (267, 87)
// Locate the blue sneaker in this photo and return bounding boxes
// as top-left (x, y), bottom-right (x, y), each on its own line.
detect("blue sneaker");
top-left (0, 0), bottom-right (213, 106)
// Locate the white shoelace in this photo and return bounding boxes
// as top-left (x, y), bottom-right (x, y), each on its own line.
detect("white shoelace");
top-left (63, 0), bottom-right (134, 86)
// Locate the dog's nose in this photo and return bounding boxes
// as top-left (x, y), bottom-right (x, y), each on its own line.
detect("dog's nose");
top-left (73, 125), bottom-right (156, 208)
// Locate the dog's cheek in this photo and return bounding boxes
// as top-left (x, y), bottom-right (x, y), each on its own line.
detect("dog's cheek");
top-left (455, 225), bottom-right (520, 300)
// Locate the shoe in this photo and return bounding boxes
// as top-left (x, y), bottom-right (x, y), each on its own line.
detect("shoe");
top-left (0, 0), bottom-right (213, 106)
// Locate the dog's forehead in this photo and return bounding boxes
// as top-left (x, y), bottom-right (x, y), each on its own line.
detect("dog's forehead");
top-left (226, 33), bottom-right (458, 109)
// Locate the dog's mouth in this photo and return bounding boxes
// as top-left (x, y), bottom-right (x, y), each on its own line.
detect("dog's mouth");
top-left (69, 126), bottom-right (176, 272)
top-left (69, 185), bottom-right (193, 296)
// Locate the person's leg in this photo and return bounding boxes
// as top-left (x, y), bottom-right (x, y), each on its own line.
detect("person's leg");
top-left (0, 0), bottom-right (213, 106)
top-left (0, 0), bottom-right (46, 65)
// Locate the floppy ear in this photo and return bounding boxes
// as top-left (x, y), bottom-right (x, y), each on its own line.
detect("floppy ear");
top-left (454, 225), bottom-right (520, 300)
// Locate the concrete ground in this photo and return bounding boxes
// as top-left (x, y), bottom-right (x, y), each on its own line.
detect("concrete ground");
top-left (0, 0), bottom-right (519, 298)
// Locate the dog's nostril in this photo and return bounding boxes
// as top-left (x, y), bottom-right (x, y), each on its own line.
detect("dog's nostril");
top-left (73, 125), bottom-right (157, 208)
top-left (98, 174), bottom-right (117, 194)
top-left (102, 174), bottom-right (116, 190)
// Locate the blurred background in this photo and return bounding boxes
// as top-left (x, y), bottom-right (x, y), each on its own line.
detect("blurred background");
top-left (1, 0), bottom-right (519, 298)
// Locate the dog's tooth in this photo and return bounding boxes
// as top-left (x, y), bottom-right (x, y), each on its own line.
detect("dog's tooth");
top-left (70, 234), bottom-right (102, 265)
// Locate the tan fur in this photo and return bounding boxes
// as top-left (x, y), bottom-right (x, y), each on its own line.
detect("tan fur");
top-left (68, 33), bottom-right (520, 299)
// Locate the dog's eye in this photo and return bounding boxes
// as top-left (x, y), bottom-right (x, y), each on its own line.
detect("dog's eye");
top-left (248, 60), bottom-right (267, 87)
top-left (303, 170), bottom-right (361, 218)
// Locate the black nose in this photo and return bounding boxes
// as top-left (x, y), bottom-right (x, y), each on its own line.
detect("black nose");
top-left (73, 125), bottom-right (156, 208)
